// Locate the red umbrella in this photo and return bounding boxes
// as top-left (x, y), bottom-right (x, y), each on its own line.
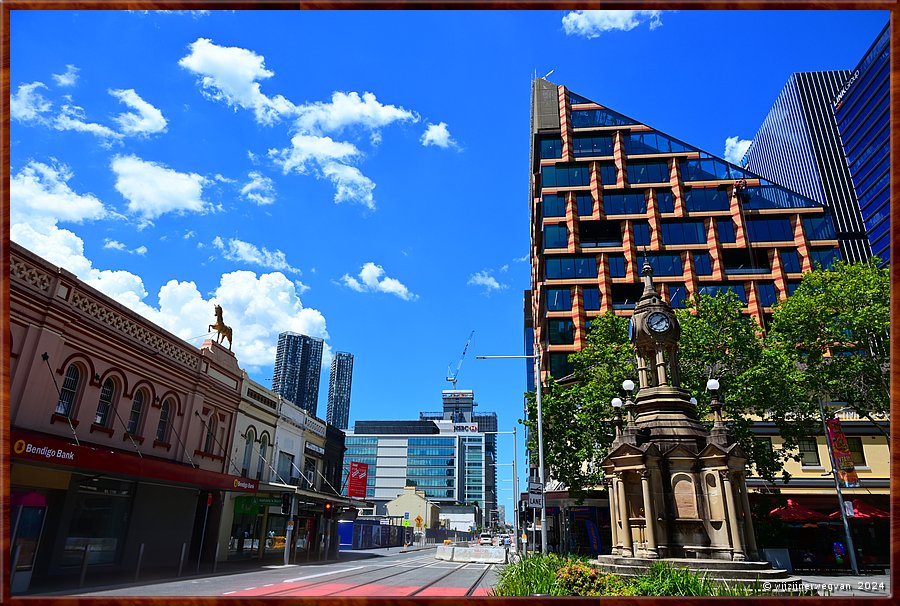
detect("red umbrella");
top-left (769, 499), bottom-right (828, 522)
top-left (827, 500), bottom-right (890, 519)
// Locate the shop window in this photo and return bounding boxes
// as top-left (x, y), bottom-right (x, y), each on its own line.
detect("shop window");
top-left (126, 390), bottom-right (145, 435)
top-left (61, 477), bottom-right (135, 567)
top-left (242, 428), bottom-right (256, 477)
top-left (156, 400), bottom-right (171, 443)
top-left (798, 438), bottom-right (820, 466)
top-left (94, 378), bottom-right (116, 427)
top-left (56, 364), bottom-right (81, 417)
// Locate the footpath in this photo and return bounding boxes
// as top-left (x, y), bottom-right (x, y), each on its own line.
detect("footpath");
top-left (23, 543), bottom-right (438, 597)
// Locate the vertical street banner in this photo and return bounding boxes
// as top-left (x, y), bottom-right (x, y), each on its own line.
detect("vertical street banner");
top-left (348, 461), bottom-right (369, 498)
top-left (826, 417), bottom-right (860, 488)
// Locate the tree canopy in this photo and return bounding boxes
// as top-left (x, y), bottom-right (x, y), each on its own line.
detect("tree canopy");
top-left (521, 259), bottom-right (890, 497)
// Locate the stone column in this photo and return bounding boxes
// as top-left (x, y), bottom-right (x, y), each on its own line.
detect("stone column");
top-left (737, 473), bottom-right (759, 560)
top-left (607, 478), bottom-right (620, 555)
top-left (721, 470), bottom-right (746, 562)
top-left (616, 473), bottom-right (633, 557)
top-left (640, 470), bottom-right (659, 559)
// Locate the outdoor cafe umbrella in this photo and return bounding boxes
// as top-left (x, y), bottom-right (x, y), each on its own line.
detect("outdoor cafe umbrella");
top-left (769, 499), bottom-right (828, 522)
top-left (826, 500), bottom-right (890, 520)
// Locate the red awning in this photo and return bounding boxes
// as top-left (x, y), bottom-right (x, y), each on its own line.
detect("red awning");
top-left (769, 499), bottom-right (828, 522)
top-left (827, 500), bottom-right (890, 519)
top-left (11, 428), bottom-right (258, 492)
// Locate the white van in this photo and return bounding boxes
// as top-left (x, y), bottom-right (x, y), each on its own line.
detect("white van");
top-left (479, 532), bottom-right (493, 545)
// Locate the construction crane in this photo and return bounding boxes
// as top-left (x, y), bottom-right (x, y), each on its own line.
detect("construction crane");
top-left (446, 330), bottom-right (475, 389)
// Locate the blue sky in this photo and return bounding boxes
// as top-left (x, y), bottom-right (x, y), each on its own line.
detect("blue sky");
top-left (9, 9), bottom-right (888, 518)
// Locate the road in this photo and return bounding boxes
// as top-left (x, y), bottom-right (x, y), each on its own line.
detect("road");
top-left (74, 548), bottom-right (499, 597)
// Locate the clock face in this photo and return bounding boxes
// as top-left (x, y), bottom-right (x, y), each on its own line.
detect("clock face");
top-left (647, 312), bottom-right (671, 333)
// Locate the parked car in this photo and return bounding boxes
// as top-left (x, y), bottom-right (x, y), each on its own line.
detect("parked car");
top-left (479, 532), bottom-right (493, 545)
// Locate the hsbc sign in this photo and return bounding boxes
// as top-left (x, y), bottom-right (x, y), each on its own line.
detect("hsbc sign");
top-left (454, 424), bottom-right (479, 432)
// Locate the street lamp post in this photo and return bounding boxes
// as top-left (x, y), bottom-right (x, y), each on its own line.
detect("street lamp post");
top-left (477, 347), bottom-right (548, 555)
top-left (480, 428), bottom-right (519, 552)
top-left (819, 399), bottom-right (860, 575)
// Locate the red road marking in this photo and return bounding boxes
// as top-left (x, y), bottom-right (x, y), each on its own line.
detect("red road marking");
top-left (225, 581), bottom-right (309, 596)
top-left (279, 582), bottom-right (357, 596)
top-left (415, 587), bottom-right (469, 596)
top-left (335, 584), bottom-right (420, 596)
top-left (471, 587), bottom-right (492, 596)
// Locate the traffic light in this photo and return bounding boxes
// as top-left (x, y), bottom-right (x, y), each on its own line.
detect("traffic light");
top-left (324, 502), bottom-right (334, 519)
top-left (281, 492), bottom-right (292, 515)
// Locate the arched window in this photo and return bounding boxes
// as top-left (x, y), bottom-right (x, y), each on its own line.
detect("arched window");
top-left (127, 390), bottom-right (145, 435)
top-left (241, 428), bottom-right (255, 476)
top-left (156, 399), bottom-right (171, 443)
top-left (257, 434), bottom-right (269, 481)
top-left (94, 378), bottom-right (116, 426)
top-left (204, 415), bottom-right (217, 454)
top-left (56, 364), bottom-right (81, 416)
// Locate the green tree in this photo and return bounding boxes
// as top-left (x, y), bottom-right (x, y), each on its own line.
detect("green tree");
top-left (768, 258), bottom-right (890, 420)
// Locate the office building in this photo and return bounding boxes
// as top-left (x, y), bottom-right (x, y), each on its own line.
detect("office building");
top-left (833, 22), bottom-right (890, 264)
top-left (743, 71), bottom-right (871, 262)
top-left (529, 78), bottom-right (840, 382)
top-left (272, 332), bottom-right (323, 416)
top-left (326, 352), bottom-right (354, 430)
top-left (341, 390), bottom-right (497, 519)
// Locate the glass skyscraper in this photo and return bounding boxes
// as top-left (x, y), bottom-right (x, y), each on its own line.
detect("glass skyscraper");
top-left (326, 351), bottom-right (354, 430)
top-left (271, 332), bottom-right (323, 416)
top-left (833, 22), bottom-right (890, 264)
top-left (529, 78), bottom-right (841, 381)
top-left (743, 71), bottom-right (871, 263)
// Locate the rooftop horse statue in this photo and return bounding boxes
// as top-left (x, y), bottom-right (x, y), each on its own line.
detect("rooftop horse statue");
top-left (209, 304), bottom-right (233, 350)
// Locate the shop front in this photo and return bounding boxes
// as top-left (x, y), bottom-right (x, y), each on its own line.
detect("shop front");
top-left (10, 428), bottom-right (258, 594)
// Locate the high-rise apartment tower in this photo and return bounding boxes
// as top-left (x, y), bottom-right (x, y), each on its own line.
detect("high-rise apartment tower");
top-left (743, 71), bottom-right (871, 263)
top-left (272, 332), bottom-right (323, 416)
top-left (326, 352), bottom-right (354, 430)
top-left (833, 22), bottom-right (890, 264)
top-left (529, 78), bottom-right (840, 382)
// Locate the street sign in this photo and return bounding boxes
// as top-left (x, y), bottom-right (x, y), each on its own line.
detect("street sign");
top-left (286, 520), bottom-right (294, 531)
top-left (415, 515), bottom-right (423, 528)
top-left (379, 518), bottom-right (390, 525)
top-left (528, 481), bottom-right (543, 509)
top-left (404, 512), bottom-right (410, 519)
top-left (402, 519), bottom-right (410, 527)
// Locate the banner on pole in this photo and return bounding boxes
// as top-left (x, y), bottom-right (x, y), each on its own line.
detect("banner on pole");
top-left (826, 417), bottom-right (860, 488)
top-left (348, 461), bottom-right (369, 498)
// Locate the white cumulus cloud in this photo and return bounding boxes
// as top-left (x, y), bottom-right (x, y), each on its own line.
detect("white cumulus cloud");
top-left (293, 91), bottom-right (418, 135)
top-left (178, 37), bottom-right (296, 125)
top-left (212, 236), bottom-right (302, 277)
top-left (467, 270), bottom-right (507, 294)
top-left (563, 10), bottom-right (664, 38)
top-left (268, 134), bottom-right (359, 174)
top-left (421, 122), bottom-right (457, 148)
top-left (11, 160), bottom-right (107, 225)
top-left (111, 155), bottom-right (207, 222)
top-left (341, 262), bottom-right (417, 300)
top-left (109, 88), bottom-right (168, 136)
top-left (11, 82), bottom-right (53, 123)
top-left (240, 171), bottom-right (277, 205)
top-left (724, 136), bottom-right (753, 165)
top-left (322, 163), bottom-right (375, 209)
top-left (54, 101), bottom-right (122, 141)
top-left (52, 64), bottom-right (80, 87)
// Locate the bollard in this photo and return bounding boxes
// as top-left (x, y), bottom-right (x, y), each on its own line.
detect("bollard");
top-left (79, 544), bottom-right (91, 587)
top-left (212, 541), bottom-right (219, 573)
top-left (134, 543), bottom-right (145, 582)
top-left (177, 542), bottom-right (186, 577)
